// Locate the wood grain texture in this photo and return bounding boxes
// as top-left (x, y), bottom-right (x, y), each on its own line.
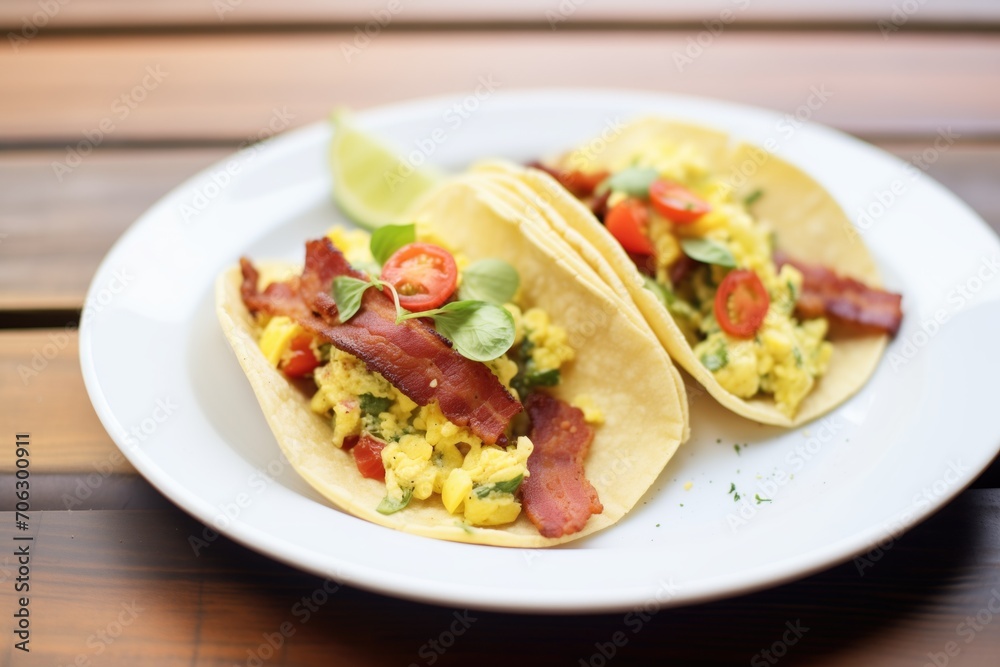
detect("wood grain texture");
top-left (0, 148), bottom-right (226, 310)
top-left (2, 490), bottom-right (1000, 666)
top-left (3, 144), bottom-right (997, 312)
top-left (0, 330), bottom-right (134, 475)
top-left (0, 0), bottom-right (997, 29)
top-left (1, 32), bottom-right (998, 145)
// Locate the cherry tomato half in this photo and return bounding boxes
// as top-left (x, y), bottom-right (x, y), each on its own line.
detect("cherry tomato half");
top-left (605, 198), bottom-right (655, 255)
top-left (714, 269), bottom-right (770, 338)
top-left (280, 334), bottom-right (320, 378)
top-left (352, 433), bottom-right (387, 481)
top-left (380, 242), bottom-right (458, 311)
top-left (649, 179), bottom-right (711, 224)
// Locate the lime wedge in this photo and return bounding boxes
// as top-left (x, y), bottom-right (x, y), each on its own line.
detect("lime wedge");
top-left (329, 108), bottom-right (443, 230)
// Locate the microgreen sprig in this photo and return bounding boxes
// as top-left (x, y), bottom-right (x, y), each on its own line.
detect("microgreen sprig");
top-left (332, 275), bottom-right (515, 362)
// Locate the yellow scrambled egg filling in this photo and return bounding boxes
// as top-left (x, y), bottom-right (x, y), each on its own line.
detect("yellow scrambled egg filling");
top-left (258, 228), bottom-right (580, 527)
top-left (600, 141), bottom-right (834, 417)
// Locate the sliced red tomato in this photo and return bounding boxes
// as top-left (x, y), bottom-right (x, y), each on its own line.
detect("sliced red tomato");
top-left (714, 269), bottom-right (770, 338)
top-left (649, 179), bottom-right (711, 224)
top-left (605, 198), bottom-right (655, 255)
top-left (280, 334), bottom-right (320, 378)
top-left (380, 242), bottom-right (458, 311)
top-left (352, 433), bottom-right (387, 481)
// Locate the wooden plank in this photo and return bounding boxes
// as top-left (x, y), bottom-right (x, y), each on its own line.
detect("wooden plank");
top-left (1, 33), bottom-right (998, 144)
top-left (0, 148), bottom-right (227, 311)
top-left (0, 330), bottom-right (135, 475)
top-left (3, 490), bottom-right (1000, 665)
top-left (1, 0), bottom-right (998, 30)
top-left (3, 143), bottom-right (997, 313)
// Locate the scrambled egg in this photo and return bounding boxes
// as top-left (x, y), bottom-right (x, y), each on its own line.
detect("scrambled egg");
top-left (258, 227), bottom-right (580, 527)
top-left (597, 142), bottom-right (834, 417)
top-left (258, 316), bottom-right (303, 367)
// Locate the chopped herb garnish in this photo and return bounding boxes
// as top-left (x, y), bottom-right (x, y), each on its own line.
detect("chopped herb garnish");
top-left (755, 494), bottom-right (772, 504)
top-left (792, 347), bottom-right (804, 367)
top-left (458, 258), bottom-right (520, 305)
top-left (700, 346), bottom-right (728, 372)
top-left (728, 482), bottom-right (736, 494)
top-left (333, 276), bottom-right (516, 362)
top-left (597, 166), bottom-right (659, 198)
top-left (734, 444), bottom-right (741, 455)
top-left (680, 237), bottom-right (737, 268)
top-left (474, 475), bottom-right (524, 498)
top-left (370, 223), bottom-right (416, 266)
top-left (744, 189), bottom-right (764, 206)
top-left (377, 487), bottom-right (413, 515)
top-left (359, 393), bottom-right (393, 417)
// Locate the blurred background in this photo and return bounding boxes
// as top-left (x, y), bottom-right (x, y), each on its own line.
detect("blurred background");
top-left (1, 0), bottom-right (998, 316)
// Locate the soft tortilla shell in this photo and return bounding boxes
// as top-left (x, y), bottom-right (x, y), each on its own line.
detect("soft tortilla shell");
top-left (216, 175), bottom-right (686, 547)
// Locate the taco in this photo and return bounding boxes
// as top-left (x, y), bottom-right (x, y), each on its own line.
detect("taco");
top-left (479, 117), bottom-right (903, 427)
top-left (216, 172), bottom-right (686, 547)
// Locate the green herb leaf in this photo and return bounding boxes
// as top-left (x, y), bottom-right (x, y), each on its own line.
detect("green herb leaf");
top-left (526, 368), bottom-right (560, 388)
top-left (428, 301), bottom-right (516, 362)
top-left (376, 487), bottom-right (413, 515)
top-left (755, 494), bottom-right (772, 504)
top-left (370, 223), bottom-right (415, 266)
top-left (331, 276), bottom-right (373, 322)
top-left (475, 474), bottom-right (524, 498)
top-left (680, 238), bottom-right (737, 268)
top-left (744, 189), bottom-right (764, 206)
top-left (700, 346), bottom-right (728, 372)
top-left (598, 166), bottom-right (659, 198)
top-left (458, 258), bottom-right (520, 305)
top-left (359, 393), bottom-right (393, 417)
top-left (643, 275), bottom-right (672, 307)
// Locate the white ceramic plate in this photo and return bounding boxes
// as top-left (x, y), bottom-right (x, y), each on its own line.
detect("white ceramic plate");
top-left (80, 90), bottom-right (1000, 613)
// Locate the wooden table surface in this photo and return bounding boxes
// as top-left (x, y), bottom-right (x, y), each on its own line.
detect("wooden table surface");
top-left (2, 2), bottom-right (1000, 665)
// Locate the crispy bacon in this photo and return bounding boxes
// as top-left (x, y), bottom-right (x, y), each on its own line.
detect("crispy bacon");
top-left (774, 251), bottom-right (903, 336)
top-left (240, 239), bottom-right (522, 444)
top-left (528, 161), bottom-right (609, 199)
top-left (521, 393), bottom-right (603, 538)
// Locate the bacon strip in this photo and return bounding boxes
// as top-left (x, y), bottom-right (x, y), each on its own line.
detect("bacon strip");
top-left (528, 161), bottom-right (609, 199)
top-left (521, 393), bottom-right (603, 538)
top-left (774, 251), bottom-right (903, 336)
top-left (240, 238), bottom-right (522, 444)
